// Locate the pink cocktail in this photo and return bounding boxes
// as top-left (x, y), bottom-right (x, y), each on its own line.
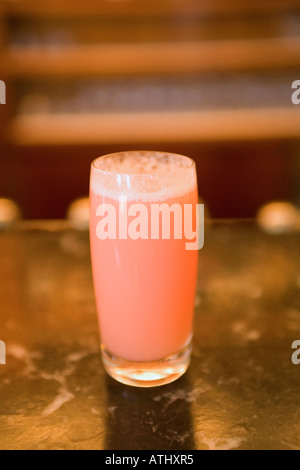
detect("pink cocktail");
top-left (90, 151), bottom-right (199, 387)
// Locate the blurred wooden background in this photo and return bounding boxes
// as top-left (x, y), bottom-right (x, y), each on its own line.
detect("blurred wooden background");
top-left (0, 0), bottom-right (300, 219)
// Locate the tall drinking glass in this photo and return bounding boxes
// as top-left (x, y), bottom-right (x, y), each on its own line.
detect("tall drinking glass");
top-left (90, 151), bottom-right (199, 387)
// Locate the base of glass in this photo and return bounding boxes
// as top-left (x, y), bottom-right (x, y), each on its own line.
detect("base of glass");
top-left (101, 343), bottom-right (192, 388)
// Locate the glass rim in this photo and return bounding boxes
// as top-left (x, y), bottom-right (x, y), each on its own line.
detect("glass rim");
top-left (91, 150), bottom-right (196, 177)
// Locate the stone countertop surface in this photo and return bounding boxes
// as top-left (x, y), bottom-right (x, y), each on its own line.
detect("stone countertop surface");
top-left (0, 220), bottom-right (300, 450)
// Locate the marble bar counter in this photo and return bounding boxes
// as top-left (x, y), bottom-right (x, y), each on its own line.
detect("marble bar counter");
top-left (0, 220), bottom-right (299, 450)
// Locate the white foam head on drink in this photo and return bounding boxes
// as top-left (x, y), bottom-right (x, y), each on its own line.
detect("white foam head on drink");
top-left (91, 151), bottom-right (197, 201)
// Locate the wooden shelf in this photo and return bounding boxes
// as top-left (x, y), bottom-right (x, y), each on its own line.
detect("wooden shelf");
top-left (3, 37), bottom-right (300, 78)
top-left (8, 107), bottom-right (300, 146)
top-left (2, 0), bottom-right (300, 18)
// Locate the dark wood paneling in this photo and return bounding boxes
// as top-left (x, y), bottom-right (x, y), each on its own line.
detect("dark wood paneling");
top-left (2, 141), bottom-right (295, 219)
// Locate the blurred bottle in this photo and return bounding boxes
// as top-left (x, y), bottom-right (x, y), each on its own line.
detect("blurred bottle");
top-left (0, 198), bottom-right (22, 229)
top-left (257, 201), bottom-right (300, 234)
top-left (67, 197), bottom-right (89, 230)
